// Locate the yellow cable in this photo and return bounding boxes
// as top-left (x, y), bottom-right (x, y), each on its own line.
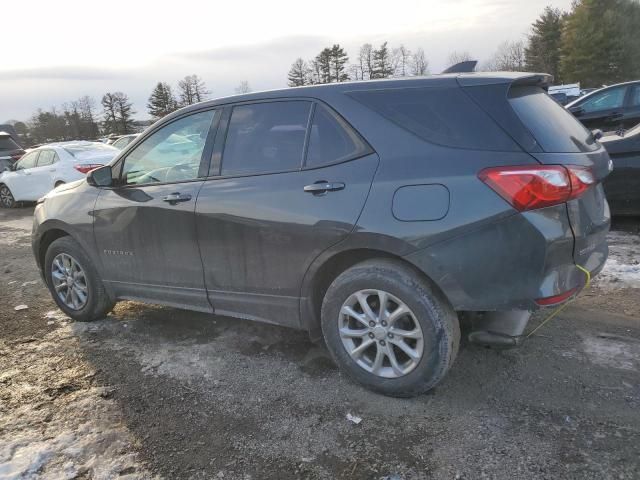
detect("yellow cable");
top-left (525, 264), bottom-right (591, 338)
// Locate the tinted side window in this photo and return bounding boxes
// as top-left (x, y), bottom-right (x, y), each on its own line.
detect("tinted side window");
top-left (221, 101), bottom-right (311, 176)
top-left (122, 110), bottom-right (216, 185)
top-left (306, 104), bottom-right (371, 168)
top-left (580, 87), bottom-right (627, 113)
top-left (16, 151), bottom-right (38, 170)
top-left (37, 150), bottom-right (56, 166)
top-left (347, 86), bottom-right (519, 151)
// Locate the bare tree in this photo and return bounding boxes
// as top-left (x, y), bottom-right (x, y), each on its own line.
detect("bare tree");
top-left (235, 81), bottom-right (252, 94)
top-left (288, 58), bottom-right (310, 86)
top-left (447, 51), bottom-right (473, 67)
top-left (393, 45), bottom-right (412, 77)
top-left (411, 48), bottom-right (429, 76)
top-left (178, 74), bottom-right (210, 106)
top-left (482, 40), bottom-right (527, 72)
top-left (357, 43), bottom-right (374, 80)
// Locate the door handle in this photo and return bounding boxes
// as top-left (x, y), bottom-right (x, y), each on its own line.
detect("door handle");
top-left (162, 192), bottom-right (192, 204)
top-left (606, 113), bottom-right (623, 122)
top-left (303, 182), bottom-right (345, 195)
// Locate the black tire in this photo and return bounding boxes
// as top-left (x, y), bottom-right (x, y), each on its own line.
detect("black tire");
top-left (321, 259), bottom-right (460, 397)
top-left (0, 184), bottom-right (15, 208)
top-left (44, 236), bottom-right (115, 322)
top-left (54, 181), bottom-right (65, 188)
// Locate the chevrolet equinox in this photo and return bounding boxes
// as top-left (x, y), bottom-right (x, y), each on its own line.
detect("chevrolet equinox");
top-left (32, 73), bottom-right (611, 396)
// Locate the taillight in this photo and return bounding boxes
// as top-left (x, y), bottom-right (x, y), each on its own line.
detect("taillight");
top-left (479, 165), bottom-right (595, 212)
top-left (74, 164), bottom-right (103, 174)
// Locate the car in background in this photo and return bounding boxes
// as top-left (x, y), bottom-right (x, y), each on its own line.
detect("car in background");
top-left (0, 141), bottom-right (117, 208)
top-left (566, 80), bottom-right (640, 133)
top-left (600, 124), bottom-right (640, 216)
top-left (0, 132), bottom-right (26, 173)
top-left (111, 134), bottom-right (139, 150)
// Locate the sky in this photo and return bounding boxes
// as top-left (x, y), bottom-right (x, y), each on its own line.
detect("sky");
top-left (1, 0), bottom-right (573, 122)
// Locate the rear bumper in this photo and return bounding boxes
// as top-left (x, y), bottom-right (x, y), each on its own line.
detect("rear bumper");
top-left (403, 203), bottom-right (608, 312)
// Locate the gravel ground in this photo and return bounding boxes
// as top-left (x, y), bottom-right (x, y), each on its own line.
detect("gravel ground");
top-left (1, 206), bottom-right (639, 480)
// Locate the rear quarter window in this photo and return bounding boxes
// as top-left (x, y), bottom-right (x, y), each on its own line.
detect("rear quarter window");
top-left (509, 86), bottom-right (598, 153)
top-left (347, 86), bottom-right (520, 151)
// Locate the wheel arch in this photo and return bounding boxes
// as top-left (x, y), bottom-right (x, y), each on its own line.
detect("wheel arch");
top-left (299, 246), bottom-right (453, 341)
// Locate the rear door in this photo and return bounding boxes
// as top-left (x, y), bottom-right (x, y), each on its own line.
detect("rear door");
top-left (93, 109), bottom-right (219, 311)
top-left (31, 149), bottom-right (58, 198)
top-left (195, 100), bottom-right (378, 327)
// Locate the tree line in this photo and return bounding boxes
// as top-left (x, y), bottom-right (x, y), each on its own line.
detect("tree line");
top-left (288, 43), bottom-right (429, 87)
top-left (287, 0), bottom-right (640, 88)
top-left (10, 74), bottom-right (224, 145)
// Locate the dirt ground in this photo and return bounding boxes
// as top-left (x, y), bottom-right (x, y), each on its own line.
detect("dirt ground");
top-left (1, 206), bottom-right (639, 480)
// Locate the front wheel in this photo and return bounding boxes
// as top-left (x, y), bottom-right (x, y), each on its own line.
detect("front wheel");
top-left (0, 184), bottom-right (15, 208)
top-left (321, 259), bottom-right (460, 397)
top-left (44, 236), bottom-right (115, 321)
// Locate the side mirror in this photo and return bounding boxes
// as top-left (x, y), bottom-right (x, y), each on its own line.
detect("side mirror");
top-left (87, 165), bottom-right (113, 187)
top-left (591, 129), bottom-right (603, 141)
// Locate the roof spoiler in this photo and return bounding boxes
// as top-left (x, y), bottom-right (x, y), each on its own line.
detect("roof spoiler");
top-left (442, 60), bottom-right (477, 74)
top-left (511, 74), bottom-right (554, 89)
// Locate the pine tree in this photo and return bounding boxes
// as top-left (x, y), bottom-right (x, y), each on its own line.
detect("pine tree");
top-left (101, 93), bottom-right (119, 135)
top-left (147, 82), bottom-right (178, 120)
top-left (287, 58), bottom-right (310, 86)
top-left (525, 7), bottom-right (565, 82)
top-left (560, 0), bottom-right (640, 87)
top-left (371, 42), bottom-right (394, 79)
top-left (315, 48), bottom-right (333, 84)
top-left (329, 44), bottom-right (349, 82)
top-left (103, 92), bottom-right (135, 134)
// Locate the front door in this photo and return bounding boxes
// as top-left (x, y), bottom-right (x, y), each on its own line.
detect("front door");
top-left (196, 101), bottom-right (378, 327)
top-left (93, 109), bottom-right (219, 311)
top-left (8, 150), bottom-right (39, 200)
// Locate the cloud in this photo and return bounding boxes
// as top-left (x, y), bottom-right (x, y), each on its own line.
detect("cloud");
top-left (1, 66), bottom-right (126, 81)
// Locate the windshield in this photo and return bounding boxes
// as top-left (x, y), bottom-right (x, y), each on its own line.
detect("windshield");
top-left (509, 86), bottom-right (598, 153)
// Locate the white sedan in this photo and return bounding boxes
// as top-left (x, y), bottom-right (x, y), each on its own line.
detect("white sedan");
top-left (0, 141), bottom-right (118, 208)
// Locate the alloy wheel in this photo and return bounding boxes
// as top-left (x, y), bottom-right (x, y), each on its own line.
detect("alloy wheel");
top-left (0, 185), bottom-right (14, 208)
top-left (51, 253), bottom-right (89, 310)
top-left (339, 289), bottom-right (424, 378)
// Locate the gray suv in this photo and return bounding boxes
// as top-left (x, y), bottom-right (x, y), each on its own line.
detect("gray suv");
top-left (32, 73), bottom-right (610, 396)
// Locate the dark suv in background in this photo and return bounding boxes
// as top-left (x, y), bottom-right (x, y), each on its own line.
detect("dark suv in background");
top-left (0, 131), bottom-right (25, 173)
top-left (32, 73), bottom-right (610, 396)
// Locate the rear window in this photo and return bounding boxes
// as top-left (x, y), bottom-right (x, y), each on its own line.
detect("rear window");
top-left (64, 143), bottom-right (115, 157)
top-left (0, 137), bottom-right (20, 151)
top-left (347, 86), bottom-right (520, 151)
top-left (509, 86), bottom-right (597, 153)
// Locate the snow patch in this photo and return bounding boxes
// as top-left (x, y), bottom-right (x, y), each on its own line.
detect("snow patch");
top-left (595, 231), bottom-right (640, 290)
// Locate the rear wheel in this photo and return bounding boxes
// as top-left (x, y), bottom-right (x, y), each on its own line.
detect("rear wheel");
top-left (321, 259), bottom-right (460, 397)
top-left (44, 236), bottom-right (115, 321)
top-left (54, 181), bottom-right (65, 188)
top-left (0, 184), bottom-right (15, 208)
